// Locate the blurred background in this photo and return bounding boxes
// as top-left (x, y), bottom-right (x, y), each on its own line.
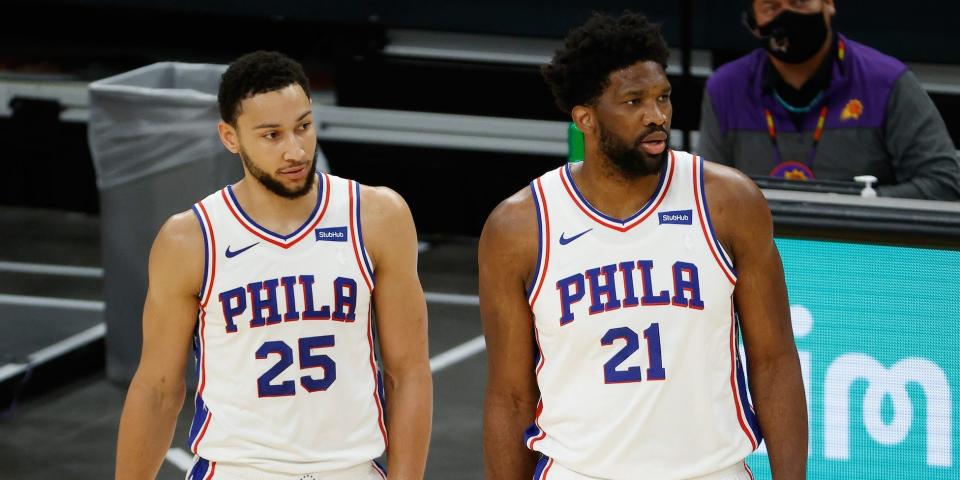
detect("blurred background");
top-left (0, 1), bottom-right (957, 479)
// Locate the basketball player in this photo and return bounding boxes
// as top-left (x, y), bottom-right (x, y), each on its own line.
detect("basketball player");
top-left (480, 13), bottom-right (807, 480)
top-left (115, 51), bottom-right (432, 479)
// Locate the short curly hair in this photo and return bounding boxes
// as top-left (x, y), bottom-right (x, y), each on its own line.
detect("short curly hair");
top-left (542, 12), bottom-right (670, 113)
top-left (218, 50), bottom-right (311, 125)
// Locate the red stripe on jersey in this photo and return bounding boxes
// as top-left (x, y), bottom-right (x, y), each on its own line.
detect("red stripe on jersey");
top-left (197, 202), bottom-right (217, 307)
top-left (527, 399), bottom-right (547, 448)
top-left (533, 326), bottom-right (546, 376)
top-left (692, 157), bottom-right (736, 285)
top-left (192, 202), bottom-right (214, 452)
top-left (542, 458), bottom-right (554, 479)
top-left (366, 309), bottom-right (388, 448)
top-left (191, 411), bottom-right (213, 454)
top-left (528, 178), bottom-right (551, 307)
top-left (728, 304), bottom-right (759, 450)
top-left (349, 181), bottom-right (374, 291)
top-left (528, 318), bottom-right (548, 449)
top-left (558, 151), bottom-right (675, 232)
top-left (196, 309), bottom-right (209, 396)
top-left (220, 174), bottom-right (331, 249)
top-left (195, 203), bottom-right (215, 417)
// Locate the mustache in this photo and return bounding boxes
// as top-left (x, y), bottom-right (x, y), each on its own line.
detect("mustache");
top-left (277, 160), bottom-right (310, 171)
top-left (633, 126), bottom-right (669, 146)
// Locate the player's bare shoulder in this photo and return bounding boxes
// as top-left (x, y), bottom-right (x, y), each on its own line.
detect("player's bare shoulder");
top-left (482, 187), bottom-right (538, 249)
top-left (357, 184), bottom-right (417, 267)
top-left (479, 186), bottom-right (539, 283)
top-left (358, 184), bottom-right (411, 222)
top-left (155, 210), bottom-right (204, 253)
top-left (701, 160), bottom-right (770, 219)
top-left (149, 209), bottom-right (206, 296)
top-left (701, 160), bottom-right (773, 257)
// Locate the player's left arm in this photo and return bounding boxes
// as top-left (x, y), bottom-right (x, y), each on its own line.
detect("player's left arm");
top-left (360, 184), bottom-right (432, 480)
top-left (705, 163), bottom-right (808, 479)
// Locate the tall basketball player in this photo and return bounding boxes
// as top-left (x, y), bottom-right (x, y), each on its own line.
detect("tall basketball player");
top-left (116, 51), bottom-right (432, 480)
top-left (480, 13), bottom-right (807, 480)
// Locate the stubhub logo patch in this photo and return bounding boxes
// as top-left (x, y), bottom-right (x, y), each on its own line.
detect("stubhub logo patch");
top-left (315, 226), bottom-right (348, 242)
top-left (658, 209), bottom-right (692, 225)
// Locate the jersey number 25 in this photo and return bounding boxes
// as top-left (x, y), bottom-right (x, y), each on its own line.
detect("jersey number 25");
top-left (255, 335), bottom-right (337, 397)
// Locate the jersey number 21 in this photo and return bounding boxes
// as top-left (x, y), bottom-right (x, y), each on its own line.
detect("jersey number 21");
top-left (601, 324), bottom-right (666, 383)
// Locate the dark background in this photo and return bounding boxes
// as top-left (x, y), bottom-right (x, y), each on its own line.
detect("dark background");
top-left (2, 0), bottom-right (957, 234)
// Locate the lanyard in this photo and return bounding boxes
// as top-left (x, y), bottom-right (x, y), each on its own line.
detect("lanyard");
top-left (763, 38), bottom-right (844, 172)
top-left (763, 105), bottom-right (828, 168)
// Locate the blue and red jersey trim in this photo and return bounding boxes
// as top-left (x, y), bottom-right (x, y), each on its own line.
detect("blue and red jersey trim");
top-left (524, 326), bottom-right (549, 450)
top-left (220, 173), bottom-right (331, 249)
top-left (729, 303), bottom-right (762, 449)
top-left (189, 202), bottom-right (216, 455)
top-left (365, 308), bottom-right (388, 449)
top-left (532, 455), bottom-right (554, 479)
top-left (692, 156), bottom-right (737, 284)
top-left (189, 306), bottom-right (213, 454)
top-left (527, 178), bottom-right (551, 307)
top-left (188, 456), bottom-right (216, 480)
top-left (193, 202), bottom-right (217, 307)
top-left (559, 150), bottom-right (675, 232)
top-left (349, 180), bottom-right (375, 290)
top-left (372, 460), bottom-right (387, 479)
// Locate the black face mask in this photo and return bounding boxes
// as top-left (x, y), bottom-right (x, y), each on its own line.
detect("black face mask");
top-left (757, 10), bottom-right (829, 64)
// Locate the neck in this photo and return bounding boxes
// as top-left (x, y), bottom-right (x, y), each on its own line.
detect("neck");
top-left (769, 32), bottom-right (834, 90)
top-left (574, 150), bottom-right (664, 220)
top-left (232, 174), bottom-right (319, 233)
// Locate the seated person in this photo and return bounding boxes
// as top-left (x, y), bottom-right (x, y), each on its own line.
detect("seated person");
top-left (697, 0), bottom-right (960, 200)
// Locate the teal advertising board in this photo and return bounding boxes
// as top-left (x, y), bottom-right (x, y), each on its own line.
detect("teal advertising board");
top-left (745, 238), bottom-right (959, 479)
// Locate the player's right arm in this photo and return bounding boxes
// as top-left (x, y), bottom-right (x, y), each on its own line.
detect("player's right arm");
top-left (115, 211), bottom-right (205, 479)
top-left (479, 189), bottom-right (541, 480)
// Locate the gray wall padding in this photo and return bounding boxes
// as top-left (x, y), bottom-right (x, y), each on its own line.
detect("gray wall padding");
top-left (88, 62), bottom-right (242, 383)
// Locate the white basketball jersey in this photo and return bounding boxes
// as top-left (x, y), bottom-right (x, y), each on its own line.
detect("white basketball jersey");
top-left (186, 173), bottom-right (386, 478)
top-left (524, 151), bottom-right (761, 479)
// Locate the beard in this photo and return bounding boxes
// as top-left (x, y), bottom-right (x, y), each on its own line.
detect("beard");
top-left (239, 147), bottom-right (317, 199)
top-left (598, 121), bottom-right (668, 179)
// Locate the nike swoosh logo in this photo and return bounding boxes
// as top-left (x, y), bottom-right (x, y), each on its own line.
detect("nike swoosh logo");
top-left (225, 242), bottom-right (259, 258)
top-left (559, 229), bottom-right (592, 245)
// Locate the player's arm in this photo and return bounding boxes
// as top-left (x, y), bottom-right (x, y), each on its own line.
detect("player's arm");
top-left (115, 211), bottom-right (204, 479)
top-left (361, 186), bottom-right (432, 480)
top-left (479, 190), bottom-right (541, 480)
top-left (706, 163), bottom-right (808, 479)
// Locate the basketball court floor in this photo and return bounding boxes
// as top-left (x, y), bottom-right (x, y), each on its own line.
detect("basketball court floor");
top-left (0, 206), bottom-right (487, 479)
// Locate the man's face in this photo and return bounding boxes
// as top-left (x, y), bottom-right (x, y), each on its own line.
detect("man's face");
top-left (753, 0), bottom-right (833, 27)
top-left (592, 60), bottom-right (672, 178)
top-left (231, 83), bottom-right (317, 199)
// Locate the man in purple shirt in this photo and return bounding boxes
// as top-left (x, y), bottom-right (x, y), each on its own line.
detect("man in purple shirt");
top-left (697, 0), bottom-right (960, 200)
